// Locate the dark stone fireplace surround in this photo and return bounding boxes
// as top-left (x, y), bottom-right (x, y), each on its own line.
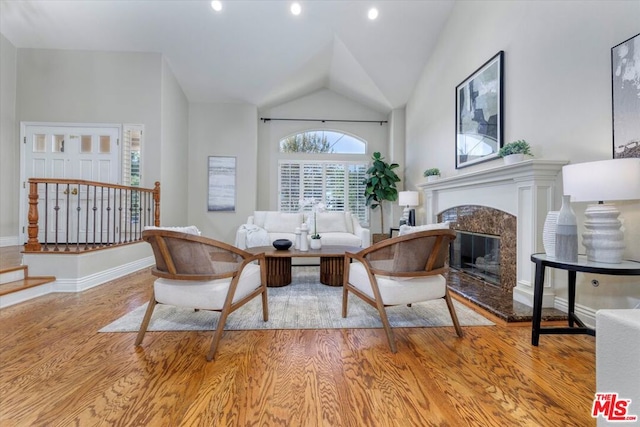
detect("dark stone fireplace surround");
top-left (439, 205), bottom-right (516, 293)
top-left (418, 160), bottom-right (569, 321)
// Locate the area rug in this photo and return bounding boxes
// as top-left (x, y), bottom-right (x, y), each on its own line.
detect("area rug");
top-left (99, 268), bottom-right (494, 332)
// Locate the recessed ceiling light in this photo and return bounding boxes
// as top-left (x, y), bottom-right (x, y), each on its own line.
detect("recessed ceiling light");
top-left (291, 2), bottom-right (302, 16)
top-left (368, 8), bottom-right (379, 20)
top-left (210, 1), bottom-right (222, 12)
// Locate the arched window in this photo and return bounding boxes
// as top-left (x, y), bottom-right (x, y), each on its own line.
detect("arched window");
top-left (279, 130), bottom-right (366, 154)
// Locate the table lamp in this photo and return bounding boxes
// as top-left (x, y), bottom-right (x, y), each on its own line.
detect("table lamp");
top-left (398, 191), bottom-right (419, 226)
top-left (562, 158), bottom-right (640, 264)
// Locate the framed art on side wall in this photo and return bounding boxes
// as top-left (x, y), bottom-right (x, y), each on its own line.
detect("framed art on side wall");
top-left (612, 33), bottom-right (640, 159)
top-left (455, 51), bottom-right (504, 169)
top-left (207, 156), bottom-right (236, 212)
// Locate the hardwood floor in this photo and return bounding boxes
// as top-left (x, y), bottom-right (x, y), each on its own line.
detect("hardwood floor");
top-left (0, 268), bottom-right (596, 426)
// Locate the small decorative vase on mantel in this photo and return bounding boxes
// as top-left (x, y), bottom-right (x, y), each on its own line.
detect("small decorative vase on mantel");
top-left (555, 195), bottom-right (578, 262)
top-left (310, 237), bottom-right (322, 250)
top-left (503, 153), bottom-right (525, 165)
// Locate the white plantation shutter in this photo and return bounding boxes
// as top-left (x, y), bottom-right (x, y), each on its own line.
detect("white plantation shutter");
top-left (302, 164), bottom-right (323, 203)
top-left (122, 124), bottom-right (143, 186)
top-left (325, 164), bottom-right (345, 211)
top-left (278, 163), bottom-right (301, 211)
top-left (347, 164), bottom-right (367, 221)
top-left (278, 160), bottom-right (368, 224)
top-left (122, 131), bottom-right (132, 186)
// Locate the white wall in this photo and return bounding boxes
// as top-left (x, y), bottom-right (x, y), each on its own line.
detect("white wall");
top-left (258, 89), bottom-right (391, 232)
top-left (6, 48), bottom-right (190, 238)
top-left (160, 59), bottom-right (189, 226)
top-left (406, 1), bottom-right (640, 310)
top-left (0, 34), bottom-right (17, 243)
top-left (188, 103), bottom-right (258, 243)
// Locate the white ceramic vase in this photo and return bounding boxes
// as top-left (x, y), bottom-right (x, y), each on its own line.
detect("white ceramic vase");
top-left (543, 211), bottom-right (559, 257)
top-left (299, 225), bottom-right (309, 251)
top-left (310, 237), bottom-right (322, 250)
top-left (555, 195), bottom-right (578, 262)
top-left (503, 153), bottom-right (524, 165)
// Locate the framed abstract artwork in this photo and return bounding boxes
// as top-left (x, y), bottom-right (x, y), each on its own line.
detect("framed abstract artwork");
top-left (207, 156), bottom-right (236, 212)
top-left (611, 33), bottom-right (640, 159)
top-left (455, 51), bottom-right (504, 169)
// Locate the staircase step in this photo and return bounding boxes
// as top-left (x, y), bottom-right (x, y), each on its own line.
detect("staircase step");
top-left (0, 266), bottom-right (27, 285)
top-left (0, 276), bottom-right (56, 297)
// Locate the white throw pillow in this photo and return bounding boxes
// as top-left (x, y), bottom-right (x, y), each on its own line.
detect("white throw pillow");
top-left (144, 225), bottom-right (201, 235)
top-left (252, 211), bottom-right (268, 228)
top-left (313, 212), bottom-right (349, 233)
top-left (398, 222), bottom-right (449, 236)
top-left (263, 212), bottom-right (303, 233)
top-left (344, 212), bottom-right (355, 234)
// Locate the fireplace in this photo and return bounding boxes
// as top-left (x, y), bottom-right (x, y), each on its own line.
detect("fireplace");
top-left (450, 231), bottom-right (501, 286)
top-left (418, 160), bottom-right (567, 309)
top-left (439, 205), bottom-right (516, 293)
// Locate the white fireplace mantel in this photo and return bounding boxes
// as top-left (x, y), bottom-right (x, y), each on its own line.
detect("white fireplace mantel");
top-left (418, 159), bottom-right (568, 307)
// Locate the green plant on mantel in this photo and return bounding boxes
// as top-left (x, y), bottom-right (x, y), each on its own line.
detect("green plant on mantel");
top-left (364, 152), bottom-right (401, 233)
top-left (498, 139), bottom-right (532, 157)
top-left (423, 168), bottom-right (441, 177)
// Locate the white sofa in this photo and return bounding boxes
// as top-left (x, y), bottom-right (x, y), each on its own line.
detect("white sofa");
top-left (235, 211), bottom-right (370, 250)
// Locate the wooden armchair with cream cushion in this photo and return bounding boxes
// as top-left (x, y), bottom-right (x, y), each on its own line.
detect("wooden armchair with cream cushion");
top-left (342, 228), bottom-right (463, 352)
top-left (136, 229), bottom-right (268, 361)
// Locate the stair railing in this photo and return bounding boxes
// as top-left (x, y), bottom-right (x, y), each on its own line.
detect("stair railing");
top-left (25, 179), bottom-right (160, 252)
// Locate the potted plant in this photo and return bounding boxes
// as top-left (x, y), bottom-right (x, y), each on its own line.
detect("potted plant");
top-left (299, 198), bottom-right (325, 249)
top-left (364, 152), bottom-right (401, 241)
top-left (498, 139), bottom-right (532, 165)
top-left (423, 168), bottom-right (441, 182)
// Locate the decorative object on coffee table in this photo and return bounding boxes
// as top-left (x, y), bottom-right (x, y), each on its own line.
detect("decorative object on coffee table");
top-left (299, 223), bottom-right (309, 251)
top-left (310, 237), bottom-right (322, 250)
top-left (273, 239), bottom-right (292, 250)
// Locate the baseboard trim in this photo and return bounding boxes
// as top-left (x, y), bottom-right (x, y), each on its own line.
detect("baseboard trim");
top-left (53, 256), bottom-right (154, 293)
top-left (1, 257), bottom-right (153, 309)
top-left (554, 297), bottom-right (596, 329)
top-left (0, 236), bottom-right (20, 247)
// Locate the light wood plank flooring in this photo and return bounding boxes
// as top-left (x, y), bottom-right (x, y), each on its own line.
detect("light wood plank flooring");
top-left (0, 267), bottom-right (596, 426)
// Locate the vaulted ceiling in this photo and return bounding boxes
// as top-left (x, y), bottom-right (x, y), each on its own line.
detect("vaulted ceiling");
top-left (0, 0), bottom-right (455, 113)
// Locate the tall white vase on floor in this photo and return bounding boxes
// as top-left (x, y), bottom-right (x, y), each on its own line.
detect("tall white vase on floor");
top-left (555, 195), bottom-right (578, 262)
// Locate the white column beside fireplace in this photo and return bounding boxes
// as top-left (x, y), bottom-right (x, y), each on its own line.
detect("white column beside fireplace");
top-left (418, 160), bottom-right (568, 308)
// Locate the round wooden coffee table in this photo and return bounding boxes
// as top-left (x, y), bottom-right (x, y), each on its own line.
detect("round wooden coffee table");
top-left (245, 245), bottom-right (361, 287)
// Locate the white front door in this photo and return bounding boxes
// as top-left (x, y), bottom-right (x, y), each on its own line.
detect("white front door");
top-left (20, 123), bottom-right (121, 244)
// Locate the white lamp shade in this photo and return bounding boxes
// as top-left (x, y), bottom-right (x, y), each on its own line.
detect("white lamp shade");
top-left (398, 191), bottom-right (419, 207)
top-left (562, 158), bottom-right (640, 202)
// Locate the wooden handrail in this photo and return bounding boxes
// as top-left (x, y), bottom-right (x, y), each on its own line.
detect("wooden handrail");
top-left (25, 179), bottom-right (160, 252)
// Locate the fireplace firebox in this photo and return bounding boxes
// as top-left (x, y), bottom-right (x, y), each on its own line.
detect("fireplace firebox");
top-left (450, 231), bottom-right (501, 286)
